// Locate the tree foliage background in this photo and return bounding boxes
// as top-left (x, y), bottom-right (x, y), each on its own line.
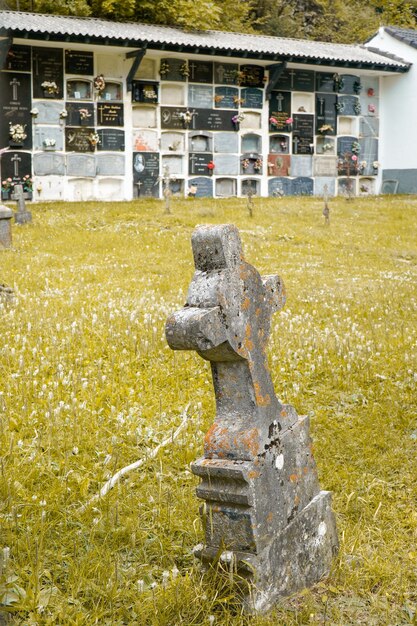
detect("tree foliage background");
top-left (5, 0), bottom-right (417, 43)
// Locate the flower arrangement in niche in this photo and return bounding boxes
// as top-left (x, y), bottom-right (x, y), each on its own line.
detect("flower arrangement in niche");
top-left (359, 160), bottom-right (367, 173)
top-left (269, 116), bottom-right (279, 128)
top-left (318, 124), bottom-right (334, 134)
top-left (232, 113), bottom-right (245, 129)
top-left (88, 132), bottom-right (100, 148)
top-left (351, 141), bottom-right (360, 155)
top-left (333, 73), bottom-right (344, 92)
top-left (143, 86), bottom-right (157, 100)
top-left (353, 80), bottom-right (362, 94)
top-left (323, 142), bottom-right (333, 152)
top-left (360, 183), bottom-right (370, 193)
top-left (179, 110), bottom-right (194, 127)
top-left (206, 160), bottom-right (215, 174)
top-left (280, 140), bottom-right (287, 151)
top-left (368, 104), bottom-right (376, 114)
top-left (253, 158), bottom-right (263, 172)
top-left (367, 87), bottom-right (375, 97)
top-left (373, 161), bottom-right (380, 171)
top-left (233, 96), bottom-right (245, 105)
top-left (159, 61), bottom-right (170, 77)
top-left (214, 95), bottom-right (224, 104)
top-left (79, 108), bottom-right (92, 121)
top-left (9, 123), bottom-right (27, 143)
top-left (30, 107), bottom-right (39, 118)
top-left (241, 158), bottom-right (250, 170)
top-left (22, 174), bottom-right (32, 192)
top-left (285, 117), bottom-right (293, 130)
top-left (354, 101), bottom-right (361, 115)
top-left (1, 178), bottom-right (14, 193)
top-left (180, 62), bottom-right (189, 78)
top-left (267, 161), bottom-right (275, 174)
top-left (41, 80), bottom-right (59, 95)
top-left (43, 138), bottom-right (56, 148)
top-left (93, 74), bottom-right (105, 94)
top-left (60, 109), bottom-right (68, 119)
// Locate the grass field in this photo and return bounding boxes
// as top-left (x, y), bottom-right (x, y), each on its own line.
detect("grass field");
top-left (0, 195), bottom-right (416, 625)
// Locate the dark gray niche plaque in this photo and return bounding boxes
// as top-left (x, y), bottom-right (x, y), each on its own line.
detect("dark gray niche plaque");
top-left (275, 69), bottom-right (314, 91)
top-left (316, 94), bottom-right (337, 135)
top-left (292, 114), bottom-right (314, 154)
top-left (268, 177), bottom-right (293, 196)
top-left (239, 65), bottom-right (264, 88)
top-left (188, 176), bottom-right (213, 197)
top-left (337, 136), bottom-right (357, 157)
top-left (97, 129), bottom-right (125, 151)
top-left (316, 72), bottom-right (335, 93)
top-left (214, 63), bottom-right (238, 85)
top-left (339, 74), bottom-right (361, 95)
top-left (189, 152), bottom-right (213, 175)
top-left (159, 58), bottom-right (187, 82)
top-left (5, 45), bottom-right (31, 72)
top-left (65, 126), bottom-right (94, 152)
top-left (97, 103), bottom-right (124, 126)
top-left (269, 91), bottom-right (291, 131)
top-left (0, 72), bottom-right (32, 149)
top-left (337, 95), bottom-right (360, 117)
top-left (32, 47), bottom-right (64, 99)
top-left (65, 50), bottom-right (94, 76)
top-left (241, 88), bottom-right (263, 109)
top-left (66, 102), bottom-right (95, 126)
top-left (133, 152), bottom-right (159, 197)
top-left (2, 151), bottom-right (32, 183)
top-left (292, 176), bottom-right (314, 195)
top-left (188, 60), bottom-right (213, 84)
top-left (188, 85), bottom-right (213, 109)
top-left (214, 86), bottom-right (238, 109)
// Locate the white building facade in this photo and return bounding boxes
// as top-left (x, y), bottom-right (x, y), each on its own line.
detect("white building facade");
top-left (0, 11), bottom-right (411, 201)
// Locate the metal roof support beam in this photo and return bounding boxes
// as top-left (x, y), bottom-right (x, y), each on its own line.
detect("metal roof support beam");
top-left (265, 61), bottom-right (286, 100)
top-left (126, 47), bottom-right (147, 92)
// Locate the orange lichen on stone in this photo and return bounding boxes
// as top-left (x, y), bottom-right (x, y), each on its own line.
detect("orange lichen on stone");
top-left (248, 470), bottom-right (260, 479)
top-left (239, 428), bottom-right (260, 457)
top-left (242, 297), bottom-right (250, 311)
top-left (289, 473), bottom-right (299, 483)
top-left (267, 512), bottom-right (274, 523)
top-left (253, 381), bottom-right (271, 407)
top-left (204, 423), bottom-right (232, 455)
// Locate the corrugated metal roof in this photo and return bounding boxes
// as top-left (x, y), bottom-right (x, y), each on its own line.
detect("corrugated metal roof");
top-left (0, 10), bottom-right (410, 70)
top-left (385, 26), bottom-right (417, 50)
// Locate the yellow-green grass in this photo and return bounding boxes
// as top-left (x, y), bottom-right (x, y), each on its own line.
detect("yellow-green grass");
top-left (0, 195), bottom-right (416, 625)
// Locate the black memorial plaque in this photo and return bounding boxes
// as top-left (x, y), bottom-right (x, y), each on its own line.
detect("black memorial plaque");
top-left (133, 152), bottom-right (159, 197)
top-left (194, 109), bottom-right (235, 131)
top-left (241, 88), bottom-right (263, 109)
top-left (5, 45), bottom-right (31, 72)
top-left (97, 103), bottom-right (124, 126)
top-left (316, 72), bottom-right (335, 93)
top-left (1, 151), bottom-right (32, 184)
top-left (339, 74), bottom-right (361, 95)
top-left (188, 152), bottom-right (213, 175)
top-left (214, 86), bottom-right (238, 109)
top-left (239, 65), bottom-right (264, 88)
top-left (0, 72), bottom-right (32, 149)
top-left (132, 81), bottom-right (158, 103)
top-left (188, 85), bottom-right (213, 109)
top-left (214, 63), bottom-right (239, 85)
top-left (337, 95), bottom-right (360, 117)
top-left (65, 50), bottom-right (94, 75)
top-left (292, 114), bottom-right (314, 154)
top-left (316, 94), bottom-right (337, 135)
top-left (32, 47), bottom-right (64, 99)
top-left (66, 102), bottom-right (95, 126)
top-left (275, 69), bottom-right (315, 91)
top-left (97, 129), bottom-right (125, 151)
top-left (161, 106), bottom-right (187, 129)
top-left (159, 58), bottom-right (186, 82)
top-left (188, 176), bottom-right (213, 197)
top-left (292, 176), bottom-right (314, 195)
top-left (269, 91), bottom-right (291, 130)
top-left (65, 126), bottom-right (95, 152)
top-left (188, 60), bottom-right (213, 84)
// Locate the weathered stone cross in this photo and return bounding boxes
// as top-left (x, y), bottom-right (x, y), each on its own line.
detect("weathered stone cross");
top-left (166, 224), bottom-right (338, 613)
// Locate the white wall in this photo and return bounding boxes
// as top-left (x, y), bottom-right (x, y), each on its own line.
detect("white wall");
top-left (367, 28), bottom-right (417, 170)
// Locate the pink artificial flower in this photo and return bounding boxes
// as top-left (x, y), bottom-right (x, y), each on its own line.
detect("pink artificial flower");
top-left (285, 117), bottom-right (293, 124)
top-left (368, 104), bottom-right (376, 113)
top-left (351, 155), bottom-right (358, 162)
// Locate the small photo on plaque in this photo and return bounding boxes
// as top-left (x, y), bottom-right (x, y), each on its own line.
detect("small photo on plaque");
top-left (66, 79), bottom-right (92, 100)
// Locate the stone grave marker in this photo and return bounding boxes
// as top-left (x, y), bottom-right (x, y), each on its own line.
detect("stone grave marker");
top-left (213, 154), bottom-right (239, 176)
top-left (166, 224), bottom-right (338, 612)
top-left (290, 155), bottom-right (313, 177)
top-left (0, 205), bottom-right (13, 248)
top-left (214, 86), bottom-right (238, 109)
top-left (268, 176), bottom-right (293, 196)
top-left (314, 177), bottom-right (336, 197)
top-left (67, 154), bottom-right (96, 177)
top-left (33, 101), bottom-right (63, 125)
top-left (215, 178), bottom-right (236, 196)
top-left (293, 176), bottom-right (314, 195)
top-left (313, 156), bottom-right (338, 177)
top-left (214, 132), bottom-right (238, 153)
top-left (34, 126), bottom-right (64, 152)
top-left (188, 176), bottom-right (213, 197)
top-left (96, 154), bottom-right (125, 177)
top-left (188, 85), bottom-right (213, 109)
top-left (11, 183), bottom-right (32, 224)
